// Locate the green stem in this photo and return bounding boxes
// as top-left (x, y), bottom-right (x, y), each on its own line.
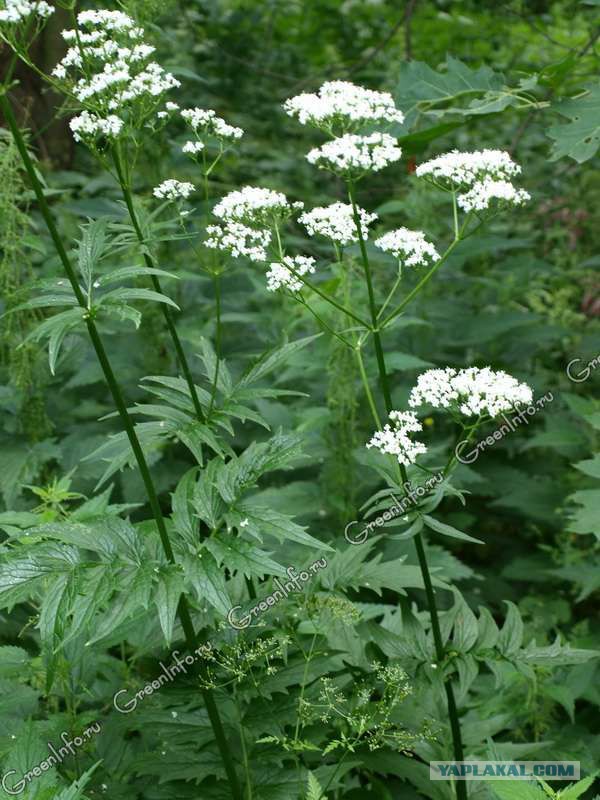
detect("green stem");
top-left (207, 272), bottom-right (221, 418)
top-left (273, 224), bottom-right (370, 330)
top-left (3, 50), bottom-right (18, 88)
top-left (347, 177), bottom-right (467, 798)
top-left (234, 689), bottom-right (252, 800)
top-left (293, 632), bottom-right (318, 743)
top-left (1, 93), bottom-right (242, 800)
top-left (347, 179), bottom-right (391, 413)
top-left (111, 147), bottom-right (206, 423)
top-left (414, 531), bottom-right (466, 790)
top-left (452, 191), bottom-right (459, 239)
top-left (380, 237), bottom-right (461, 330)
top-left (377, 266), bottom-right (402, 320)
top-left (298, 295), bottom-right (353, 348)
top-left (355, 346), bottom-right (381, 429)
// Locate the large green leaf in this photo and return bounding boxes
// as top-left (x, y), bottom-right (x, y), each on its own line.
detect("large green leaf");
top-left (548, 83), bottom-right (600, 162)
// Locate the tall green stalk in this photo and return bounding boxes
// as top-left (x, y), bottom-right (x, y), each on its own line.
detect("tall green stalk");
top-left (111, 148), bottom-right (206, 422)
top-left (0, 91), bottom-right (242, 800)
top-left (348, 180), bottom-right (392, 412)
top-left (347, 177), bottom-right (467, 799)
top-left (207, 272), bottom-right (221, 418)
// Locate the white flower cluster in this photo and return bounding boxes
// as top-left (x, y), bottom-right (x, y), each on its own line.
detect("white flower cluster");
top-left (153, 179), bottom-right (195, 201)
top-left (156, 100), bottom-right (180, 120)
top-left (181, 107), bottom-right (244, 141)
top-left (307, 132), bottom-right (401, 176)
top-left (75, 9), bottom-right (142, 30)
top-left (205, 223), bottom-right (271, 263)
top-left (457, 178), bottom-right (530, 212)
top-left (285, 80), bottom-right (403, 179)
top-left (69, 111), bottom-right (124, 143)
top-left (283, 80), bottom-right (404, 132)
top-left (266, 256), bottom-right (316, 292)
top-left (213, 186), bottom-right (302, 227)
top-left (53, 10), bottom-right (181, 145)
top-left (0, 0), bottom-right (53, 24)
top-left (416, 149), bottom-right (529, 213)
top-left (374, 228), bottom-right (439, 267)
top-left (182, 141), bottom-right (205, 154)
top-left (366, 410), bottom-right (427, 466)
top-left (299, 202), bottom-right (377, 246)
top-left (408, 367), bottom-right (533, 418)
top-left (416, 149), bottom-right (521, 186)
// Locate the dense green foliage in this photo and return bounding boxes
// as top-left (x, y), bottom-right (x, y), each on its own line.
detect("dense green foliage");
top-left (1, 2), bottom-right (599, 799)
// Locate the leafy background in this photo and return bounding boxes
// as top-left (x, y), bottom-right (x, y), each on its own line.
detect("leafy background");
top-left (1, 0), bottom-right (600, 798)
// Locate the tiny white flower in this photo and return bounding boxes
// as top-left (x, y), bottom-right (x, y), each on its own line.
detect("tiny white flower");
top-left (408, 367), bottom-right (533, 418)
top-left (266, 255), bottom-right (316, 292)
top-left (457, 178), bottom-right (530, 212)
top-left (205, 222), bottom-right (271, 262)
top-left (153, 179), bottom-right (195, 200)
top-left (416, 149), bottom-right (521, 187)
top-left (213, 186), bottom-right (301, 227)
top-left (416, 149), bottom-right (529, 212)
top-left (181, 107), bottom-right (243, 140)
top-left (307, 132), bottom-right (401, 176)
top-left (284, 80), bottom-right (404, 132)
top-left (69, 111), bottom-right (124, 143)
top-left (53, 9), bottom-right (181, 148)
top-left (182, 140), bottom-right (205, 155)
top-left (0, 0), bottom-right (54, 24)
top-left (366, 410), bottom-right (427, 466)
top-left (374, 228), bottom-right (439, 267)
top-left (299, 202), bottom-right (377, 245)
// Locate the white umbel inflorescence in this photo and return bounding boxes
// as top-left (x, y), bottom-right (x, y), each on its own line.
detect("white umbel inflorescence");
top-left (416, 149), bottom-right (521, 186)
top-left (53, 10), bottom-right (181, 145)
top-left (69, 111), bottom-right (124, 142)
top-left (181, 107), bottom-right (244, 141)
top-left (457, 178), bottom-right (530, 212)
top-left (408, 366), bottom-right (533, 418)
top-left (307, 133), bottom-right (401, 176)
top-left (366, 410), bottom-right (427, 466)
top-left (153, 179), bottom-right (195, 201)
top-left (213, 186), bottom-right (303, 227)
top-left (299, 202), bottom-right (377, 245)
top-left (374, 228), bottom-right (439, 267)
top-left (182, 140), bottom-right (205, 155)
top-left (205, 222), bottom-right (271, 263)
top-left (0, 0), bottom-right (53, 24)
top-left (266, 256), bottom-right (316, 292)
top-left (283, 80), bottom-right (404, 132)
top-left (416, 149), bottom-right (529, 213)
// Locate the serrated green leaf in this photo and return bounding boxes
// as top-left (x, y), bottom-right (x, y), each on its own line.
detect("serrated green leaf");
top-left (155, 567), bottom-right (184, 645)
top-left (100, 286), bottom-right (180, 309)
top-left (183, 551), bottom-right (231, 614)
top-left (97, 264), bottom-right (178, 286)
top-left (422, 514), bottom-right (484, 545)
top-left (497, 601), bottom-right (524, 657)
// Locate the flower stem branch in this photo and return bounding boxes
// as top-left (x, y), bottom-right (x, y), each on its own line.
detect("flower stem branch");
top-left (380, 236), bottom-right (461, 329)
top-left (273, 224), bottom-right (370, 329)
top-left (1, 92), bottom-right (242, 800)
top-left (207, 272), bottom-right (221, 418)
top-left (348, 178), bottom-right (392, 412)
top-left (111, 147), bottom-right (206, 422)
top-left (348, 176), bottom-right (467, 798)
